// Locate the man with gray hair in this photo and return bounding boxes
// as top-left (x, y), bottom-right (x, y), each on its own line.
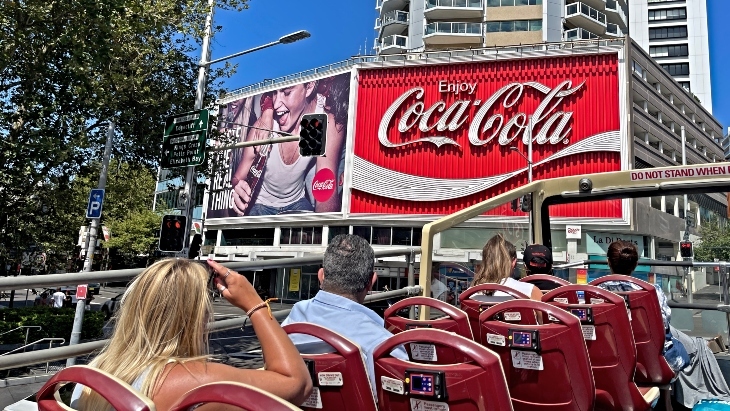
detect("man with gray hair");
top-left (282, 234), bottom-right (407, 392)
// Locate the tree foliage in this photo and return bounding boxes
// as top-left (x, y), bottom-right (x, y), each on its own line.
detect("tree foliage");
top-left (693, 220), bottom-right (730, 262)
top-left (0, 0), bottom-right (247, 265)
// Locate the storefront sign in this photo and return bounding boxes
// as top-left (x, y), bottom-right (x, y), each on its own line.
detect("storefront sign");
top-left (566, 225), bottom-right (582, 240)
top-left (586, 232), bottom-right (645, 256)
top-left (289, 268), bottom-right (301, 292)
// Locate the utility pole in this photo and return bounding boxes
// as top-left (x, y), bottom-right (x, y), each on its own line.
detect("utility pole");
top-left (510, 116), bottom-right (534, 244)
top-left (681, 125), bottom-right (692, 303)
top-left (67, 122), bottom-right (114, 366)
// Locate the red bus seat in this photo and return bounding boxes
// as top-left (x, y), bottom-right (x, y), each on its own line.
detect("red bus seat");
top-left (589, 275), bottom-right (674, 385)
top-left (169, 382), bottom-right (301, 411)
top-left (373, 328), bottom-right (514, 411)
top-left (282, 322), bottom-right (377, 411)
top-left (36, 365), bottom-right (155, 411)
top-left (543, 285), bottom-right (659, 411)
top-left (458, 284), bottom-right (529, 344)
top-left (480, 300), bottom-right (595, 411)
top-left (384, 296), bottom-right (473, 363)
top-left (519, 275), bottom-right (570, 291)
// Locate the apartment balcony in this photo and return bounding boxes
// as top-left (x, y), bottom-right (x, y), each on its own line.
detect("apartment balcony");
top-left (377, 0), bottom-right (409, 15)
top-left (604, 0), bottom-right (628, 29)
top-left (373, 38), bottom-right (380, 53)
top-left (379, 10), bottom-right (410, 37)
top-left (565, 2), bottom-right (607, 35)
top-left (424, 22), bottom-right (482, 45)
top-left (424, 0), bottom-right (483, 20)
top-left (605, 23), bottom-right (624, 37)
top-left (380, 34), bottom-right (409, 54)
top-left (563, 27), bottom-right (599, 41)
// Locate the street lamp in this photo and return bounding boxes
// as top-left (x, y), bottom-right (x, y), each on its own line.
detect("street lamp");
top-left (203, 30), bottom-right (311, 67)
top-left (509, 116), bottom-right (534, 244)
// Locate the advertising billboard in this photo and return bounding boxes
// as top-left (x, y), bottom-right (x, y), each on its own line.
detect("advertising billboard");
top-left (207, 72), bottom-right (351, 219)
top-left (351, 54), bottom-right (623, 219)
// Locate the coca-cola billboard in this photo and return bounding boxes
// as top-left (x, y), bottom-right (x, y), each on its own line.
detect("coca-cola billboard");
top-left (207, 72), bottom-right (350, 219)
top-left (352, 54), bottom-right (623, 218)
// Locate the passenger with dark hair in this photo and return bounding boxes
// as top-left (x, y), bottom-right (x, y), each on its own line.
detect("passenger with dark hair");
top-left (523, 244), bottom-right (562, 291)
top-left (505, 240), bottom-right (520, 280)
top-left (598, 240), bottom-right (730, 408)
top-left (283, 234), bottom-right (407, 391)
top-left (471, 234), bottom-right (542, 301)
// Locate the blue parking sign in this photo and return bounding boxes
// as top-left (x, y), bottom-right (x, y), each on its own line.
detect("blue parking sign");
top-left (86, 189), bottom-right (105, 219)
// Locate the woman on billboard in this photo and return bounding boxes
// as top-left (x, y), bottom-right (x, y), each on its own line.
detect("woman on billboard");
top-left (230, 75), bottom-right (348, 216)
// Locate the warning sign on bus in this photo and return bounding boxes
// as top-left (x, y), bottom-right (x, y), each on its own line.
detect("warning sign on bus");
top-left (631, 165), bottom-right (730, 181)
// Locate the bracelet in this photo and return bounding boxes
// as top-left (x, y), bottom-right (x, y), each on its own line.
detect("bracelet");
top-left (246, 298), bottom-right (279, 320)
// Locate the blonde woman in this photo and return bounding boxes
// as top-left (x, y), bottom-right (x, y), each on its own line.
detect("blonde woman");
top-left (72, 258), bottom-right (312, 410)
top-left (471, 234), bottom-right (543, 301)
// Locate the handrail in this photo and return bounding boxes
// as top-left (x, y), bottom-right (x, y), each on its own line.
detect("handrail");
top-left (1, 338), bottom-right (65, 357)
top-left (0, 326), bottom-right (41, 337)
top-left (0, 247), bottom-right (420, 291)
top-left (0, 285), bottom-right (421, 371)
top-left (553, 259), bottom-right (729, 269)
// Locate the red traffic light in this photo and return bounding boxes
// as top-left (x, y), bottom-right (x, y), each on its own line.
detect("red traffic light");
top-left (679, 241), bottom-right (693, 258)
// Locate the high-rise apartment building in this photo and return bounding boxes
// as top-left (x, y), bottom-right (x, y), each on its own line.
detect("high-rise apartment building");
top-left (374, 0), bottom-right (712, 111)
top-left (629, 0), bottom-right (712, 112)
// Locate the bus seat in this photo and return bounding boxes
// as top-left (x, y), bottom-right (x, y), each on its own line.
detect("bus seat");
top-left (589, 275), bottom-right (674, 385)
top-left (458, 284), bottom-right (529, 344)
top-left (373, 328), bottom-right (513, 411)
top-left (384, 296), bottom-right (473, 363)
top-left (36, 365), bottom-right (155, 411)
top-left (169, 382), bottom-right (301, 411)
top-left (520, 275), bottom-right (571, 291)
top-left (544, 285), bottom-right (657, 411)
top-left (480, 300), bottom-right (595, 411)
top-left (282, 322), bottom-right (377, 411)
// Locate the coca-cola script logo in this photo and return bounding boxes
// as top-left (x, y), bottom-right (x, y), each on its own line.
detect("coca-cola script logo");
top-left (378, 80), bottom-right (585, 148)
top-left (312, 168), bottom-right (336, 203)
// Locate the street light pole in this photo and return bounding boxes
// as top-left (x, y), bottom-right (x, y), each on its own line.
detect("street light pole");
top-left (681, 125), bottom-right (693, 303)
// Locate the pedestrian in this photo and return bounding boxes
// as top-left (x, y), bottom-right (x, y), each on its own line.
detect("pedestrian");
top-left (51, 288), bottom-right (65, 308)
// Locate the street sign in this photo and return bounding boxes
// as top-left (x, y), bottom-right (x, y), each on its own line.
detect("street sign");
top-left (686, 213), bottom-right (696, 228)
top-left (161, 109), bottom-right (209, 168)
top-left (76, 284), bottom-right (88, 300)
top-left (86, 189), bottom-right (105, 219)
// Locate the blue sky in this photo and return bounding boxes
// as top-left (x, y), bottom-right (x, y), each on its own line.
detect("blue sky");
top-left (212, 0), bottom-right (729, 132)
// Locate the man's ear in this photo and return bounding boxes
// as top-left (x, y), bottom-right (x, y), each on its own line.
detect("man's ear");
top-left (318, 268), bottom-right (325, 287)
top-left (366, 272), bottom-right (378, 292)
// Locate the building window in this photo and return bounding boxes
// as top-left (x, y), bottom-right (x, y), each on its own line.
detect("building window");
top-left (650, 44), bottom-right (689, 58)
top-left (678, 81), bottom-right (691, 91)
top-left (648, 8), bottom-right (686, 21)
top-left (649, 26), bottom-right (687, 40)
top-left (204, 230), bottom-right (218, 246)
top-left (632, 60), bottom-right (645, 77)
top-left (486, 19), bottom-right (542, 32)
top-left (328, 226), bottom-right (349, 242)
top-left (660, 63), bottom-right (689, 76)
top-left (280, 227), bottom-right (323, 245)
top-left (221, 228), bottom-right (275, 246)
top-left (353, 226), bottom-right (371, 242)
top-left (487, 0), bottom-right (541, 5)
top-left (392, 228), bottom-right (413, 246)
top-left (372, 227), bottom-right (392, 245)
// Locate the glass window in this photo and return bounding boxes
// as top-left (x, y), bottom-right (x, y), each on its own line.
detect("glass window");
top-left (500, 21), bottom-right (514, 32)
top-left (313, 227), bottom-right (323, 245)
top-left (392, 227), bottom-right (413, 246)
top-left (514, 20), bottom-right (528, 31)
top-left (516, 0), bottom-right (529, 5)
top-left (413, 228), bottom-right (423, 248)
top-left (529, 19), bottom-right (542, 31)
top-left (301, 227), bottom-right (314, 244)
top-left (328, 226), bottom-right (349, 242)
top-left (290, 227), bottom-right (302, 245)
top-left (221, 228), bottom-right (275, 246)
top-left (529, 0), bottom-right (542, 4)
top-left (280, 228), bottom-right (291, 245)
top-left (353, 226), bottom-right (371, 242)
top-left (372, 227), bottom-right (392, 245)
top-left (500, 0), bottom-right (515, 5)
top-left (487, 0), bottom-right (500, 6)
top-left (204, 231), bottom-right (218, 246)
top-left (649, 26), bottom-right (687, 40)
top-left (486, 22), bottom-right (500, 32)
top-left (661, 63), bottom-right (689, 76)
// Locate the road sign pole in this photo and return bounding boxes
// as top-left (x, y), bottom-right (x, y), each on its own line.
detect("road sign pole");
top-left (68, 121), bottom-right (114, 366)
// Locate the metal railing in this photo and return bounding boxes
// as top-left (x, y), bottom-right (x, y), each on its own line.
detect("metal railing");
top-left (606, 23), bottom-right (623, 37)
top-left (0, 326), bottom-right (42, 350)
top-left (382, 34), bottom-right (408, 48)
top-left (605, 0), bottom-right (627, 26)
top-left (563, 27), bottom-right (599, 41)
top-left (0, 285), bottom-right (422, 371)
top-left (381, 10), bottom-right (409, 26)
top-left (1, 338), bottom-right (65, 373)
top-left (221, 38), bottom-right (626, 102)
top-left (565, 2), bottom-right (607, 26)
top-left (426, 0), bottom-right (482, 8)
top-left (425, 22), bottom-right (482, 36)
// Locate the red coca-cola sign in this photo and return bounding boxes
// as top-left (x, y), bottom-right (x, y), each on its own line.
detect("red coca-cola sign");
top-left (312, 168), bottom-right (336, 202)
top-left (351, 54), bottom-right (623, 218)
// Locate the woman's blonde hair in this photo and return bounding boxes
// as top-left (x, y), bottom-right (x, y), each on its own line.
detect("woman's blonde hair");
top-left (472, 234), bottom-right (513, 287)
top-left (79, 258), bottom-right (213, 410)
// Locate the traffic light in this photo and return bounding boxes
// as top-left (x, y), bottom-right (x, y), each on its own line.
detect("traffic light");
top-left (299, 113), bottom-right (328, 157)
top-left (680, 240), bottom-right (693, 258)
top-left (188, 234), bottom-right (203, 259)
top-left (159, 215), bottom-right (187, 252)
top-left (510, 198), bottom-right (519, 212)
top-left (520, 193), bottom-right (532, 212)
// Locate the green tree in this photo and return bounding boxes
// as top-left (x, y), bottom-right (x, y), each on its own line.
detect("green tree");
top-left (0, 0), bottom-right (247, 266)
top-left (693, 219), bottom-right (730, 262)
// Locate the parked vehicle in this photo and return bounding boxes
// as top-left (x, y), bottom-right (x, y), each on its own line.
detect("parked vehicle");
top-left (101, 293), bottom-right (124, 319)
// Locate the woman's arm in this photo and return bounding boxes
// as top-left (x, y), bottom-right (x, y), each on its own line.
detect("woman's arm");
top-left (314, 114), bottom-right (345, 213)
